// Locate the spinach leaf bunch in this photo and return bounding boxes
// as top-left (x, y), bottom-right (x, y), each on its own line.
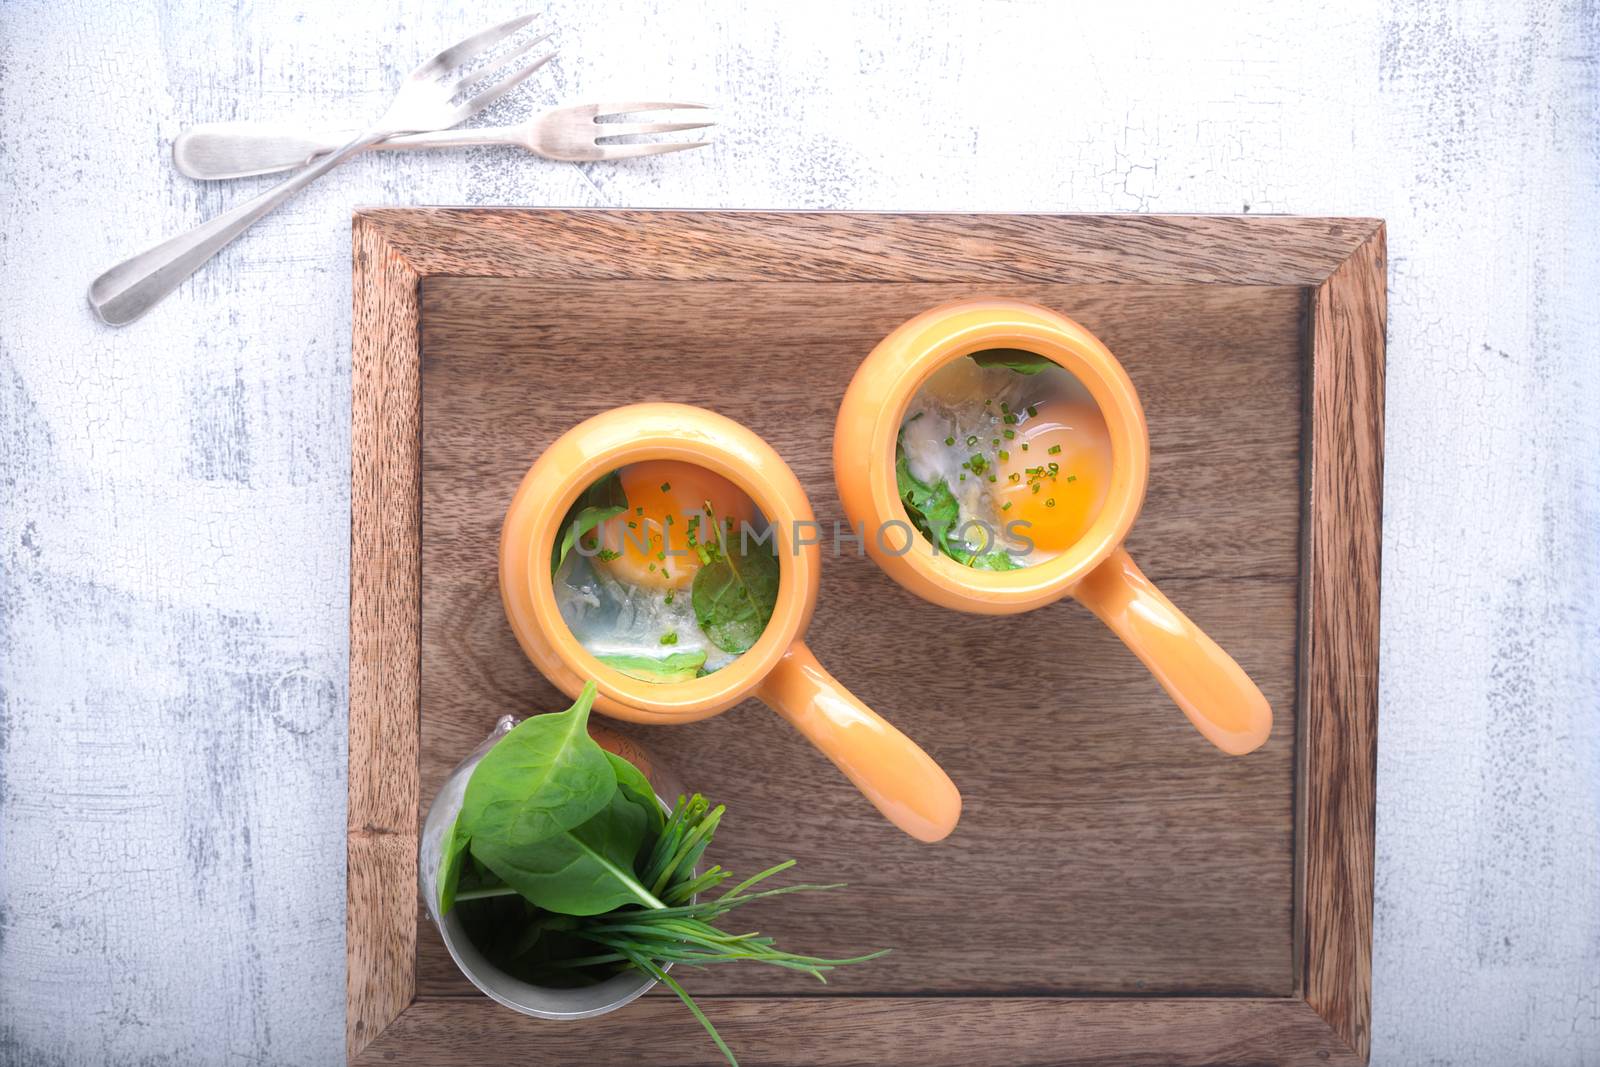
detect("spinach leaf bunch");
top-left (438, 683), bottom-right (883, 1066)
top-left (439, 681), bottom-right (662, 918)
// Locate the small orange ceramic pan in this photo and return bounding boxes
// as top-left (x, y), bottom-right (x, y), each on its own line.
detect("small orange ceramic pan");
top-left (501, 403), bottom-right (962, 842)
top-left (834, 299), bottom-right (1272, 756)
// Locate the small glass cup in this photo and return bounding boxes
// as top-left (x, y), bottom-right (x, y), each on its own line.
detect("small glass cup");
top-left (418, 717), bottom-right (686, 1020)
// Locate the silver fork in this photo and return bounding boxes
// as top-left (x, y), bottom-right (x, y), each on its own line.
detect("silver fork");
top-left (173, 102), bottom-right (714, 179)
top-left (88, 13), bottom-right (556, 326)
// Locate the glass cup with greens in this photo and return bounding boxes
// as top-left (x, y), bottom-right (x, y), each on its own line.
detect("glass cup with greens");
top-left (421, 683), bottom-right (890, 1065)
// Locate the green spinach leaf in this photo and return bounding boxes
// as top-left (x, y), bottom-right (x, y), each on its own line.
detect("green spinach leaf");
top-left (896, 445), bottom-right (959, 546)
top-left (895, 438), bottom-right (971, 560)
top-left (437, 815), bottom-right (474, 914)
top-left (895, 435), bottom-right (1019, 570)
top-left (595, 650), bottom-right (707, 684)
top-left (691, 519), bottom-right (779, 656)
top-left (552, 471), bottom-right (628, 575)
top-left (692, 551), bottom-right (780, 655)
top-left (970, 348), bottom-right (1053, 375)
top-left (457, 681), bottom-right (615, 863)
top-left (607, 751), bottom-right (666, 837)
top-left (471, 791), bottom-right (659, 915)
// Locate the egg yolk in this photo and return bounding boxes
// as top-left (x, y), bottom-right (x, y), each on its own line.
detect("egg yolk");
top-left (993, 400), bottom-right (1113, 555)
top-left (592, 460), bottom-right (754, 590)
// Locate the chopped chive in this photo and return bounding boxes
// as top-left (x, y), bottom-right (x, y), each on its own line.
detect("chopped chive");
top-left (999, 401), bottom-right (1011, 414)
top-left (1027, 404), bottom-right (1038, 417)
top-left (664, 591), bottom-right (675, 605)
top-left (1045, 498), bottom-right (1056, 508)
top-left (1048, 444), bottom-right (1062, 455)
top-left (1031, 483), bottom-right (1041, 494)
top-left (1001, 501), bottom-right (1013, 511)
top-left (998, 450), bottom-right (1010, 461)
top-left (1003, 429), bottom-right (1016, 440)
top-left (944, 436), bottom-right (956, 447)
top-left (987, 473), bottom-right (997, 482)
top-left (966, 435), bottom-right (979, 446)
top-left (1067, 474), bottom-right (1078, 483)
top-left (636, 506), bottom-right (645, 516)
top-left (1003, 413), bottom-right (1018, 425)
top-left (660, 631), bottom-right (679, 646)
top-left (1020, 443), bottom-right (1030, 451)
top-left (660, 482), bottom-right (672, 493)
top-left (1009, 472), bottom-right (1021, 483)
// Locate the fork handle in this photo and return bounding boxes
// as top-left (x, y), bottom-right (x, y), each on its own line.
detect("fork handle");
top-left (173, 121), bottom-right (521, 180)
top-left (90, 130), bottom-right (386, 325)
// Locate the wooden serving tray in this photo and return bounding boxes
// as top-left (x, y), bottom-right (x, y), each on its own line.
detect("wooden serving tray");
top-left (348, 210), bottom-right (1385, 1065)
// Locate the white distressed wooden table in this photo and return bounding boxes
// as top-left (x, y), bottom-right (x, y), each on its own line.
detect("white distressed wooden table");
top-left (2, 1), bottom-right (1596, 1064)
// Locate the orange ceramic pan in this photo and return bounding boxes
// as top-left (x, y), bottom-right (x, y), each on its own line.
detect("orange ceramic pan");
top-left (834, 299), bottom-right (1272, 756)
top-left (501, 403), bottom-right (962, 842)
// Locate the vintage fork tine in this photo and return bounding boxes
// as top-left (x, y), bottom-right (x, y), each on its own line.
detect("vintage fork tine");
top-left (592, 140), bottom-right (711, 161)
top-left (445, 30), bottom-right (554, 100)
top-left (595, 120), bottom-right (714, 137)
top-left (443, 46), bottom-right (558, 126)
top-left (423, 12), bottom-right (539, 77)
top-left (590, 101), bottom-right (710, 116)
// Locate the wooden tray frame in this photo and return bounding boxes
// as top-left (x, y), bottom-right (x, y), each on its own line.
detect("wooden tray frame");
top-left (348, 209), bottom-right (1384, 1065)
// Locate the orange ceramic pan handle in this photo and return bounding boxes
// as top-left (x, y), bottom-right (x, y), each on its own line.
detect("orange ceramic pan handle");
top-left (755, 642), bottom-right (962, 843)
top-left (1075, 548), bottom-right (1272, 756)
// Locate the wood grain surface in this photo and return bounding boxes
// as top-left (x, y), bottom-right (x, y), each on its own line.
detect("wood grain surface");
top-left (347, 209), bottom-right (1385, 1065)
top-left (364, 208), bottom-right (1372, 286)
top-left (354, 996), bottom-right (1364, 1067)
top-left (1301, 227), bottom-right (1387, 1060)
top-left (347, 217), bottom-right (424, 1054)
top-left (415, 278), bottom-right (1305, 1000)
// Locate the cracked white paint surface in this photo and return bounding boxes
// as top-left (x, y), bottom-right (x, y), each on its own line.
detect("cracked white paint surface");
top-left (1, 0), bottom-right (1596, 1063)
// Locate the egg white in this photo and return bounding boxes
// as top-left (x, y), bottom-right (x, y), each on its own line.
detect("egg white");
top-left (899, 357), bottom-right (1097, 565)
